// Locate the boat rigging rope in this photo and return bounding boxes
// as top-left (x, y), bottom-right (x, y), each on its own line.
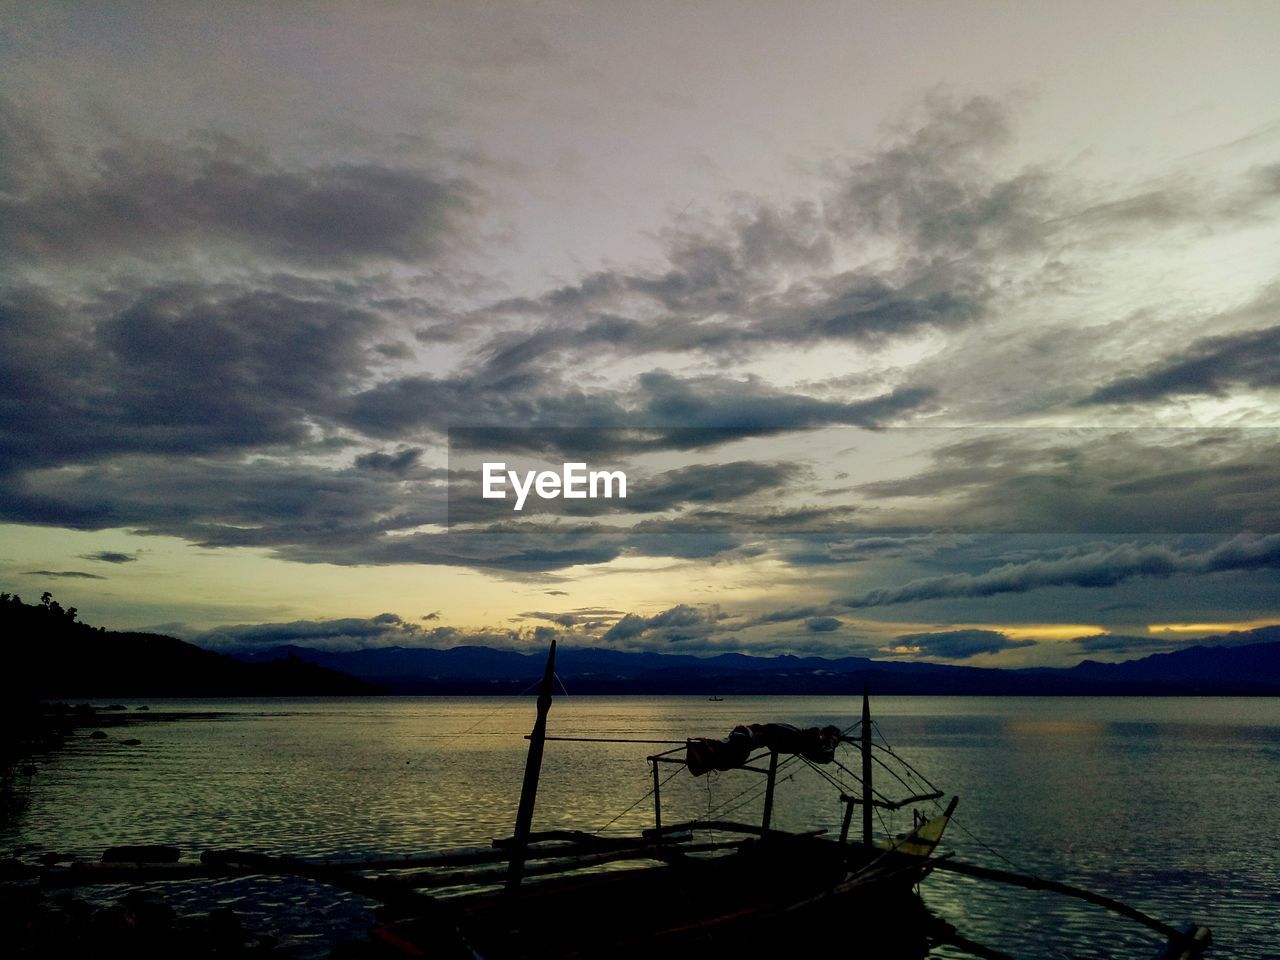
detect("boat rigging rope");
top-left (868, 751), bottom-right (920, 794)
top-left (704, 771), bottom-right (775, 819)
top-left (716, 772), bottom-right (797, 820)
top-left (433, 677), bottom-right (543, 750)
top-left (597, 763), bottom-right (686, 833)
top-left (873, 721), bottom-right (1026, 875)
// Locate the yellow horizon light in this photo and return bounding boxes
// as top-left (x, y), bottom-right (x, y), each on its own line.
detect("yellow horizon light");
top-left (1147, 619), bottom-right (1278, 634)
top-left (958, 624), bottom-right (1107, 641)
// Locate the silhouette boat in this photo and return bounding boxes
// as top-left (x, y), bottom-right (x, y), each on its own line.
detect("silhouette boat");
top-left (357, 639), bottom-right (962, 957)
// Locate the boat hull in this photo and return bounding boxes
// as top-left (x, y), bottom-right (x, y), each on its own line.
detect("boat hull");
top-left (370, 834), bottom-right (936, 959)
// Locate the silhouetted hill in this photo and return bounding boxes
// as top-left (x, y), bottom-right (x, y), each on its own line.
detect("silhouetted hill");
top-left (234, 629), bottom-right (1280, 695)
top-left (1, 592), bottom-right (376, 698)
top-left (1063, 627), bottom-right (1280, 691)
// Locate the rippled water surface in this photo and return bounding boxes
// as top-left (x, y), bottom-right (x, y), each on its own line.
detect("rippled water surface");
top-left (7, 696), bottom-right (1279, 958)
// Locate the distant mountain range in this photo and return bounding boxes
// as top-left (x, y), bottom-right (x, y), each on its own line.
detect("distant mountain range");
top-left (8, 591), bottom-right (1279, 697)
top-left (235, 629), bottom-right (1280, 696)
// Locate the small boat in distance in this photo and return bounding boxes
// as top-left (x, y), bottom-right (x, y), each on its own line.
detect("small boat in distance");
top-left (707, 695), bottom-right (724, 701)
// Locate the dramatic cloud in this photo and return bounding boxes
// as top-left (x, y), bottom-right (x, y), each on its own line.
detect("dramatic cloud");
top-left (476, 261), bottom-right (990, 374)
top-left (805, 616), bottom-right (843, 632)
top-left (347, 369), bottom-right (934, 450)
top-left (602, 604), bottom-right (716, 643)
top-left (1084, 323), bottom-right (1280, 405)
top-left (0, 284), bottom-right (383, 473)
top-left (1, 43), bottom-right (1276, 647)
top-left (354, 448), bottom-right (424, 475)
top-left (853, 429), bottom-right (1280, 535)
top-left (196, 612), bottom-right (423, 650)
top-left (1, 455), bottom-right (447, 553)
top-left (464, 95), bottom-right (1042, 378)
top-left (0, 100), bottom-right (474, 267)
top-left (845, 534), bottom-right (1280, 608)
top-left (193, 613), bottom-right (541, 652)
top-left (891, 628), bottom-right (1033, 659)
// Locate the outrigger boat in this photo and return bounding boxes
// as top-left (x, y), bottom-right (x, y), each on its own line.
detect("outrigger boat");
top-left (358, 639), bottom-right (960, 958)
top-left (32, 640), bottom-right (1214, 959)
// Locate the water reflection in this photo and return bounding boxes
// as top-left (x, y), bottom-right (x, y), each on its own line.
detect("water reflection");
top-left (5, 696), bottom-right (1278, 958)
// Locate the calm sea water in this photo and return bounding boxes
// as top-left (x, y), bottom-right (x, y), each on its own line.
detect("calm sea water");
top-left (6, 696), bottom-right (1278, 958)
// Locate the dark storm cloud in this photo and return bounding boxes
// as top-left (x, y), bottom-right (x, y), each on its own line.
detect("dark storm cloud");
top-left (4, 437), bottom-right (756, 570)
top-left (20, 570), bottom-right (106, 580)
top-left (621, 461), bottom-right (799, 512)
top-left (853, 429), bottom-right (1280, 534)
top-left (192, 613), bottom-right (546, 652)
top-left (778, 533), bottom-right (967, 567)
top-left (196, 612), bottom-right (426, 650)
top-left (477, 261), bottom-right (989, 374)
top-left (0, 100), bottom-right (474, 267)
top-left (804, 616), bottom-right (843, 632)
top-left (1, 455), bottom-right (447, 550)
top-left (278, 526), bottom-right (628, 573)
top-left (0, 283), bottom-right (382, 472)
top-left (78, 551), bottom-right (137, 564)
top-left (892, 628), bottom-right (1033, 659)
top-left (731, 603), bottom-right (847, 630)
top-left (1083, 323), bottom-right (1280, 405)
top-left (354, 448), bottom-right (424, 474)
top-left (350, 368), bottom-right (934, 451)
top-left (845, 533), bottom-right (1280, 608)
top-left (601, 603), bottom-right (715, 643)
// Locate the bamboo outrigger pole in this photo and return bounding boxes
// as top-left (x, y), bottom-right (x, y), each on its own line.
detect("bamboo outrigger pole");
top-left (761, 750), bottom-right (779, 831)
top-left (505, 639), bottom-right (557, 897)
top-left (861, 689), bottom-right (873, 848)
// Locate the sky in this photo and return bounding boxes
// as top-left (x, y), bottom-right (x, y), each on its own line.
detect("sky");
top-left (2, 1), bottom-right (1278, 667)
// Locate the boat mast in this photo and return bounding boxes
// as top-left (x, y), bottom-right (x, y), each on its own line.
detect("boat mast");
top-left (861, 688), bottom-right (873, 848)
top-left (505, 639), bottom-right (557, 897)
